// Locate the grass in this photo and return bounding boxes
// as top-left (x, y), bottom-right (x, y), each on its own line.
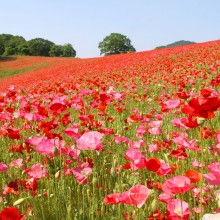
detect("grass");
top-left (0, 62), bottom-right (49, 80)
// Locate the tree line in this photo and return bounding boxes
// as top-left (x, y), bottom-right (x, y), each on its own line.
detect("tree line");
top-left (0, 34), bottom-right (76, 57)
top-left (1, 33), bottom-right (194, 58)
top-left (0, 33), bottom-right (137, 58)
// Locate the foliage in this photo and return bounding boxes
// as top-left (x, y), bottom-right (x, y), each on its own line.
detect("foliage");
top-left (0, 34), bottom-right (76, 57)
top-left (0, 34), bottom-right (25, 55)
top-left (28, 38), bottom-right (55, 57)
top-left (49, 45), bottom-right (63, 57)
top-left (98, 33), bottom-right (136, 56)
top-left (61, 43), bottom-right (76, 57)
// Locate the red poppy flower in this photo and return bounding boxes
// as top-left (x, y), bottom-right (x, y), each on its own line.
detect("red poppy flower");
top-left (145, 158), bottom-right (161, 172)
top-left (182, 96), bottom-right (220, 119)
top-left (185, 170), bottom-right (202, 183)
top-left (0, 207), bottom-right (21, 220)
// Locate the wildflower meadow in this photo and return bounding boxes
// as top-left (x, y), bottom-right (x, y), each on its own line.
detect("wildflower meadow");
top-left (0, 40), bottom-right (220, 219)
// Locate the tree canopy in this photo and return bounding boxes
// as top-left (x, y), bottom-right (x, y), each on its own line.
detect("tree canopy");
top-left (0, 34), bottom-right (76, 57)
top-left (28, 38), bottom-right (54, 57)
top-left (98, 33), bottom-right (136, 56)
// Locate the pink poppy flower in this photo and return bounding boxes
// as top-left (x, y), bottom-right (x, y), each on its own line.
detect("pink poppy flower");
top-left (166, 199), bottom-right (190, 220)
top-left (129, 140), bottom-right (145, 149)
top-left (192, 159), bottom-right (203, 168)
top-left (148, 144), bottom-right (158, 153)
top-left (9, 158), bottom-right (23, 168)
top-left (28, 137), bottom-right (65, 156)
top-left (136, 125), bottom-right (147, 139)
top-left (72, 162), bottom-right (92, 184)
top-left (204, 162), bottom-right (220, 185)
top-left (158, 193), bottom-right (172, 203)
top-left (128, 185), bottom-right (151, 208)
top-left (114, 135), bottom-right (130, 144)
top-left (26, 163), bottom-right (49, 179)
top-left (24, 113), bottom-right (45, 121)
top-left (0, 112), bottom-right (11, 121)
top-left (76, 131), bottom-right (103, 151)
top-left (156, 160), bottom-right (172, 176)
top-left (162, 176), bottom-right (193, 195)
top-left (0, 163), bottom-right (8, 172)
top-left (63, 125), bottom-right (80, 141)
top-left (162, 99), bottom-right (180, 111)
top-left (130, 158), bottom-right (147, 170)
top-left (149, 120), bottom-right (162, 128)
top-left (125, 148), bottom-right (143, 161)
top-left (104, 185), bottom-right (151, 208)
top-left (171, 118), bottom-right (189, 130)
top-left (173, 136), bottom-right (200, 151)
top-left (148, 127), bottom-right (162, 135)
top-left (192, 207), bottom-right (204, 214)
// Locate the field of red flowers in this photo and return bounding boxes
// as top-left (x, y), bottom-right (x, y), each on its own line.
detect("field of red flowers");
top-left (0, 40), bottom-right (220, 220)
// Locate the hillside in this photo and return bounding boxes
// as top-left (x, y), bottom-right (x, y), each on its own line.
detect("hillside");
top-left (0, 39), bottom-right (220, 219)
top-left (155, 40), bottom-right (196, 49)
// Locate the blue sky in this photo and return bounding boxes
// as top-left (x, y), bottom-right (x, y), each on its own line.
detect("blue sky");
top-left (0, 0), bottom-right (220, 58)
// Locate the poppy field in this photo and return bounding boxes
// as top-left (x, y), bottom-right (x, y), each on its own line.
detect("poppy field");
top-left (0, 40), bottom-right (220, 219)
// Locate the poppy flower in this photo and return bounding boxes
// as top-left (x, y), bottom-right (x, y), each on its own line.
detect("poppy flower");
top-left (0, 207), bottom-right (21, 220)
top-left (204, 162), bottom-right (220, 185)
top-left (182, 96), bottom-right (220, 119)
top-left (185, 170), bottom-right (202, 183)
top-left (166, 199), bottom-right (190, 220)
top-left (162, 176), bottom-right (193, 195)
top-left (128, 185), bottom-right (151, 208)
top-left (76, 131), bottom-right (103, 151)
top-left (0, 163), bottom-right (8, 172)
top-left (145, 158), bottom-right (161, 172)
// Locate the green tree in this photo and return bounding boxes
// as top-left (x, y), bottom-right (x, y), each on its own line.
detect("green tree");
top-left (61, 44), bottom-right (76, 57)
top-left (7, 36), bottom-right (26, 55)
top-left (49, 45), bottom-right (63, 57)
top-left (28, 38), bottom-right (54, 56)
top-left (0, 34), bottom-right (14, 55)
top-left (98, 33), bottom-right (136, 56)
top-left (0, 41), bottom-right (4, 55)
top-left (18, 42), bottom-right (30, 55)
top-left (3, 46), bottom-right (15, 56)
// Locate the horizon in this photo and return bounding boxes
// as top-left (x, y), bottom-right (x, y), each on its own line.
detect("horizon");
top-left (1, 0), bottom-right (220, 58)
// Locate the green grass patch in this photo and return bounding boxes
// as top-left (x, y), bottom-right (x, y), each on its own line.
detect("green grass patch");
top-left (0, 62), bottom-right (49, 80)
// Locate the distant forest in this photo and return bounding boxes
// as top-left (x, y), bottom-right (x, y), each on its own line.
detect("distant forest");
top-left (155, 40), bottom-right (196, 49)
top-left (0, 34), bottom-right (76, 57)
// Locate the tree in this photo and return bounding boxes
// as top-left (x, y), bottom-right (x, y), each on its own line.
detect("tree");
top-left (61, 44), bottom-right (76, 57)
top-left (0, 41), bottom-right (4, 55)
top-left (28, 38), bottom-right (54, 56)
top-left (49, 45), bottom-right (63, 57)
top-left (98, 33), bottom-right (136, 56)
top-left (18, 42), bottom-right (30, 55)
top-left (6, 36), bottom-right (26, 54)
top-left (0, 34), bottom-right (14, 55)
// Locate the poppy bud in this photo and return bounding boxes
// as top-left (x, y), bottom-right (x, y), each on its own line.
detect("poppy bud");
top-left (92, 177), bottom-right (97, 185)
top-left (110, 167), bottom-right (117, 177)
top-left (55, 170), bottom-right (61, 179)
top-left (197, 117), bottom-right (206, 125)
top-left (149, 197), bottom-right (158, 213)
top-left (13, 198), bottom-right (25, 206)
top-left (52, 147), bottom-right (58, 156)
